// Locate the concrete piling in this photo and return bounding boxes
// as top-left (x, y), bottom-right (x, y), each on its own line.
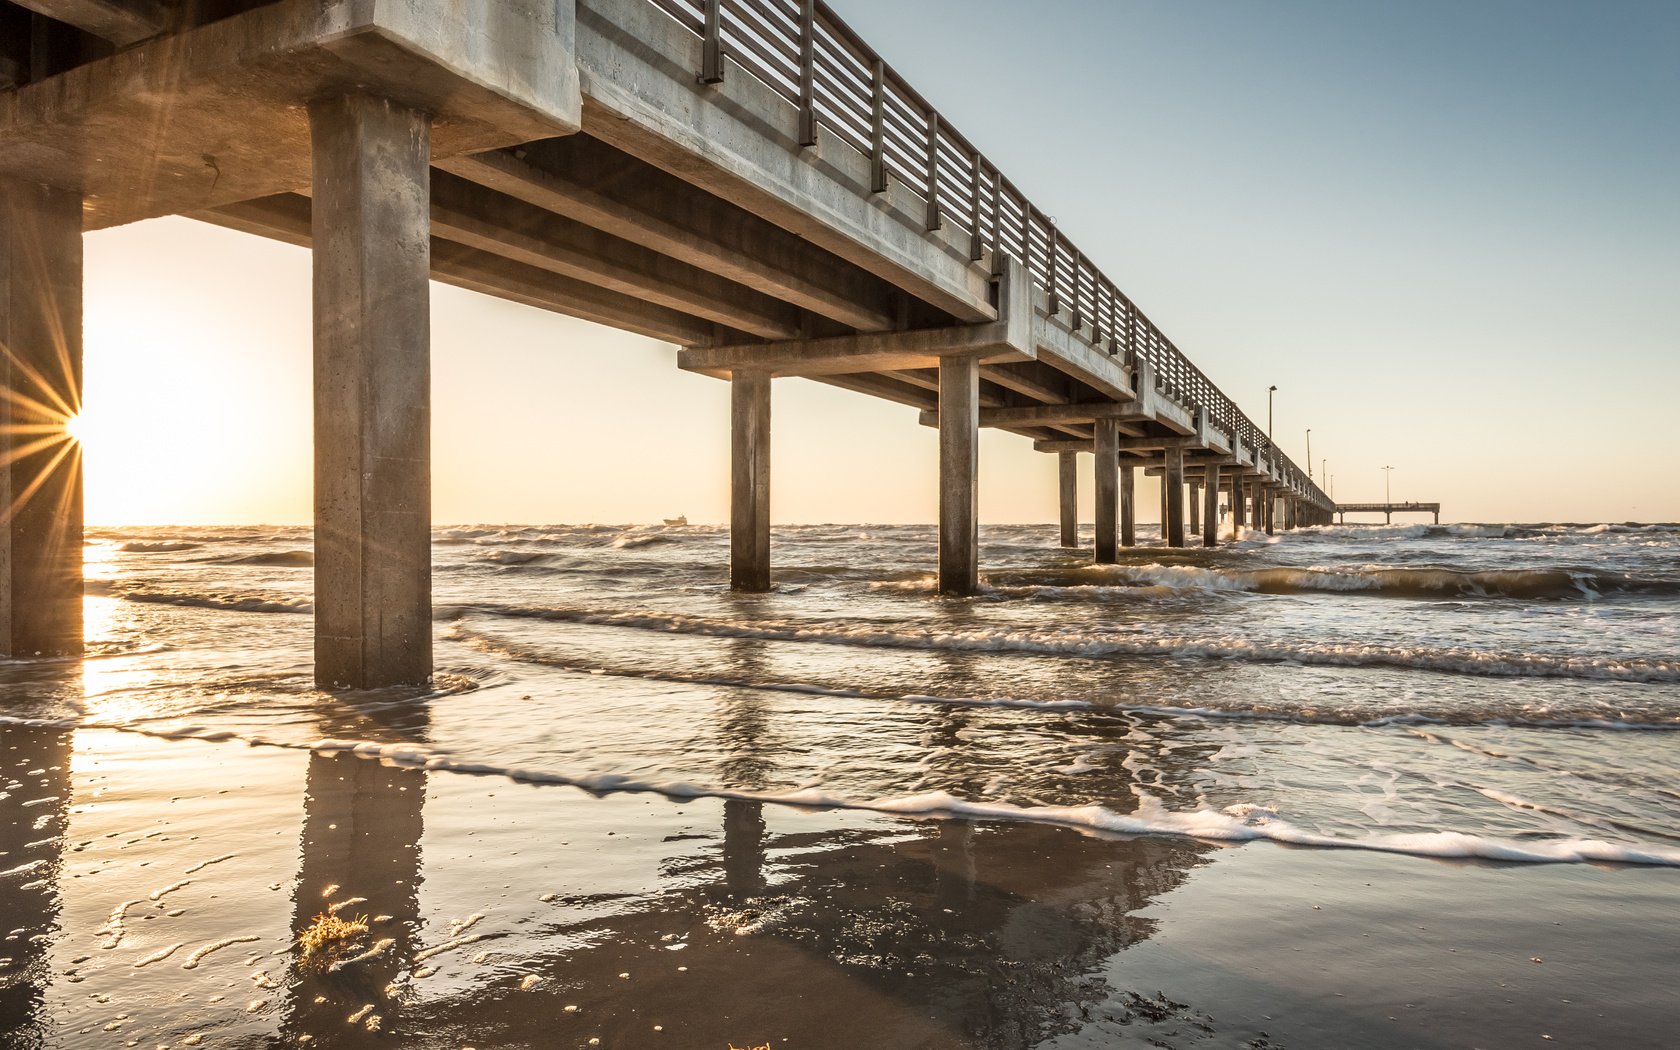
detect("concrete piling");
top-left (937, 354), bottom-right (979, 595)
top-left (1164, 446), bottom-right (1186, 548)
top-left (0, 178), bottom-right (83, 658)
top-left (1058, 450), bottom-right (1078, 548)
top-left (1120, 462), bottom-right (1136, 548)
top-left (730, 369), bottom-right (772, 591)
top-left (310, 95), bottom-right (434, 689)
top-left (1093, 419), bottom-right (1118, 564)
top-left (1203, 463), bottom-right (1221, 548)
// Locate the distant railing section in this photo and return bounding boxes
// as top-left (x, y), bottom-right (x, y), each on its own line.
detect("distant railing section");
top-left (650, 0), bottom-right (1330, 506)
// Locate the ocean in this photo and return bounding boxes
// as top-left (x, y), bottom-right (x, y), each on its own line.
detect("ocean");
top-left (3, 520), bottom-right (1678, 1047)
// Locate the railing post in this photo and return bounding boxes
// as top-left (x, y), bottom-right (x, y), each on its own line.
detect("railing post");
top-left (1045, 219), bottom-right (1060, 316)
top-left (989, 167), bottom-right (1004, 271)
top-left (869, 57), bottom-right (888, 194)
top-left (968, 157), bottom-right (984, 261)
top-left (797, 0), bottom-right (817, 146)
top-left (700, 0), bottom-right (725, 84)
top-left (923, 109), bottom-right (943, 232)
top-left (1070, 249), bottom-right (1083, 332)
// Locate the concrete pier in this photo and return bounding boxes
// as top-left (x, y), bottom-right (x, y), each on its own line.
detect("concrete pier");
top-left (938, 355), bottom-right (979, 595)
top-left (0, 0), bottom-right (1337, 684)
top-left (0, 178), bottom-right (82, 658)
top-left (1164, 446), bottom-right (1186, 548)
top-left (1058, 451), bottom-right (1078, 548)
top-left (1202, 464), bottom-right (1221, 547)
top-left (731, 370), bottom-right (772, 592)
top-left (310, 95), bottom-right (434, 689)
top-left (1120, 463), bottom-right (1136, 548)
top-left (1232, 472), bottom-right (1247, 529)
top-left (1263, 486), bottom-right (1276, 537)
top-left (1188, 480), bottom-right (1201, 537)
top-left (1093, 419), bottom-right (1118, 564)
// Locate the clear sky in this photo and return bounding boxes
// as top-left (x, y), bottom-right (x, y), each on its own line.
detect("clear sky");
top-left (79, 0), bottom-right (1679, 525)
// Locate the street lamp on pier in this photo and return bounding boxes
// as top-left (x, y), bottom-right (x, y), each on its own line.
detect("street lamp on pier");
top-left (1383, 465), bottom-right (1395, 504)
top-left (1306, 429), bottom-right (1312, 479)
top-left (1267, 385), bottom-right (1277, 440)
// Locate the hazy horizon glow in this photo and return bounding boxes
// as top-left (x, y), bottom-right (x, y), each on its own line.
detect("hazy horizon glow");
top-left (79, 0), bottom-right (1680, 526)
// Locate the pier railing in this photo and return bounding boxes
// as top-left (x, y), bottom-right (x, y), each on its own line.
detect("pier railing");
top-left (649, 0), bottom-right (1330, 507)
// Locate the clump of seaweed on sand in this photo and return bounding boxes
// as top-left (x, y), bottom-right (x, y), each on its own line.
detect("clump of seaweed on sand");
top-left (297, 912), bottom-right (370, 965)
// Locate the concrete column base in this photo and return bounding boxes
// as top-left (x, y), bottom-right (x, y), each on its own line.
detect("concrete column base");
top-left (311, 94), bottom-right (434, 689)
top-left (0, 178), bottom-right (84, 659)
top-left (730, 370), bottom-right (771, 591)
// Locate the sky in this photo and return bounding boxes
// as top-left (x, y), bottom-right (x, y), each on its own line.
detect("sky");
top-left (78, 0), bottom-right (1680, 525)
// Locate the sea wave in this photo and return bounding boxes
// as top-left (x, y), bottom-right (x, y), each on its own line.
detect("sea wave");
top-left (116, 541), bottom-right (203, 553)
top-left (122, 590), bottom-right (312, 615)
top-left (449, 623), bottom-right (1680, 729)
top-left (215, 550), bottom-right (314, 568)
top-left (456, 602), bottom-right (1680, 684)
top-left (1053, 563), bottom-right (1669, 600)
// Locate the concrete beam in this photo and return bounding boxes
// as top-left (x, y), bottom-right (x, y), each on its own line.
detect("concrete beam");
top-left (427, 170), bottom-right (801, 340)
top-left (0, 177), bottom-right (83, 657)
top-left (920, 400), bottom-right (1151, 429)
top-left (680, 258), bottom-right (1032, 377)
top-left (440, 139), bottom-right (898, 332)
top-left (9, 0), bottom-right (167, 46)
top-left (310, 94), bottom-right (433, 689)
top-left (938, 356), bottom-right (979, 595)
top-left (809, 372), bottom-right (934, 411)
top-left (730, 371), bottom-right (771, 592)
top-left (575, 0), bottom-right (994, 323)
top-left (0, 0), bottom-right (582, 229)
top-left (201, 194), bottom-right (718, 347)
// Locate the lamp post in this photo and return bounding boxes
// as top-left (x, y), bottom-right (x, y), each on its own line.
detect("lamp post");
top-left (1383, 465), bottom-right (1394, 504)
top-left (1267, 385), bottom-right (1277, 440)
top-left (1306, 429), bottom-right (1312, 479)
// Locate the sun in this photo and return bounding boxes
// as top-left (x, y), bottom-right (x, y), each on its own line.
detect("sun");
top-left (63, 414), bottom-right (88, 445)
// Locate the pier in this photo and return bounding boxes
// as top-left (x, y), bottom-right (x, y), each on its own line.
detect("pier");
top-left (1336, 502), bottom-right (1442, 525)
top-left (0, 0), bottom-right (1331, 686)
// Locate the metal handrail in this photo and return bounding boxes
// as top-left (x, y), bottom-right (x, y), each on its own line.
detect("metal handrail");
top-left (654, 0), bottom-right (1331, 506)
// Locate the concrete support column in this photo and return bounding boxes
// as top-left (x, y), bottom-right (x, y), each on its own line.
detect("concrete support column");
top-left (311, 95), bottom-right (433, 689)
top-left (1202, 464), bottom-right (1221, 547)
top-left (730, 369), bottom-right (771, 591)
top-left (0, 178), bottom-right (83, 658)
top-left (937, 355), bottom-right (979, 595)
top-left (1093, 418), bottom-right (1118, 564)
top-left (1119, 464), bottom-right (1136, 548)
top-left (1188, 481), bottom-right (1201, 536)
top-left (1231, 473), bottom-right (1247, 529)
top-left (1057, 451), bottom-right (1078, 548)
top-left (1264, 488), bottom-right (1276, 536)
top-left (1164, 446), bottom-right (1186, 548)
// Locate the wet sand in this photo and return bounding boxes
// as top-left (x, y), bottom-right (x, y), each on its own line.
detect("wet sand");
top-left (4, 720), bottom-right (1677, 1049)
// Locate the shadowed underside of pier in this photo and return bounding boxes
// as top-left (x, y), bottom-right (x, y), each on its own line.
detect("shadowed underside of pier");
top-left (0, 0), bottom-right (1332, 684)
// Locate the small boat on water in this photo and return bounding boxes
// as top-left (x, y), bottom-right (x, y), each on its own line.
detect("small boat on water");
top-left (662, 515), bottom-right (688, 526)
